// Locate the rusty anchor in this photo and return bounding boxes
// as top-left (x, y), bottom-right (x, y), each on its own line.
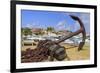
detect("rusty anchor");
top-left (21, 15), bottom-right (86, 62)
top-left (36, 15), bottom-right (86, 61)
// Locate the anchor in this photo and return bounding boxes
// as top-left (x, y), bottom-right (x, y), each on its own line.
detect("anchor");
top-left (21, 15), bottom-right (86, 62)
top-left (37, 15), bottom-right (86, 61)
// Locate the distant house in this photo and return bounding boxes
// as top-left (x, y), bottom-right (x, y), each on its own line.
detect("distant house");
top-left (31, 28), bottom-right (43, 34)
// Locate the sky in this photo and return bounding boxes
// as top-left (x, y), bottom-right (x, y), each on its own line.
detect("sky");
top-left (21, 10), bottom-right (90, 34)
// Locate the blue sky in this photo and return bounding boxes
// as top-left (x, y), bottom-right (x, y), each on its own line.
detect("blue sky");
top-left (21, 10), bottom-right (90, 34)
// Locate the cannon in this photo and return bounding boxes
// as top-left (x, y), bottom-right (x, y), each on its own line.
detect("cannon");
top-left (21, 15), bottom-right (86, 62)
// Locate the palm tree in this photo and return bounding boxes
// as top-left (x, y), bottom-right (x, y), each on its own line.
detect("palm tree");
top-left (46, 27), bottom-right (55, 34)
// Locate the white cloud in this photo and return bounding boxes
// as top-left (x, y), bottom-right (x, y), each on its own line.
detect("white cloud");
top-left (56, 20), bottom-right (70, 30)
top-left (23, 24), bottom-right (33, 28)
top-left (57, 20), bottom-right (66, 26)
top-left (23, 22), bottom-right (39, 28)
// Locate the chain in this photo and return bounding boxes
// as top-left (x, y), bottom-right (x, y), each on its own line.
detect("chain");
top-left (21, 40), bottom-right (50, 63)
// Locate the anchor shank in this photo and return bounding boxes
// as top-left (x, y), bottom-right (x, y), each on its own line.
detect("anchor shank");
top-left (56, 29), bottom-right (82, 44)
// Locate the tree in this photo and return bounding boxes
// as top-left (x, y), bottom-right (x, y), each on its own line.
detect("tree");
top-left (46, 27), bottom-right (55, 33)
top-left (22, 28), bottom-right (32, 36)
